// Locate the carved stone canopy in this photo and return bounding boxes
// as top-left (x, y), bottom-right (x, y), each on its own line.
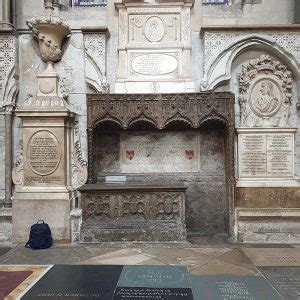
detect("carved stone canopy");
top-left (87, 92), bottom-right (234, 130)
top-left (239, 55), bottom-right (293, 128)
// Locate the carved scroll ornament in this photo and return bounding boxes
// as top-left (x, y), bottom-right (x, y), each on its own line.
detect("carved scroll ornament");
top-left (239, 55), bottom-right (293, 128)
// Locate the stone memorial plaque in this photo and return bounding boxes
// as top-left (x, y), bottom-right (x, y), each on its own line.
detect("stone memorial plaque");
top-left (267, 134), bottom-right (294, 177)
top-left (22, 265), bottom-right (123, 300)
top-left (258, 267), bottom-right (300, 300)
top-left (113, 287), bottom-right (194, 300)
top-left (131, 53), bottom-right (178, 77)
top-left (117, 265), bottom-right (191, 288)
top-left (239, 134), bottom-right (267, 177)
top-left (191, 275), bottom-right (281, 300)
top-left (25, 130), bottom-right (64, 186)
top-left (239, 132), bottom-right (294, 179)
top-left (120, 132), bottom-right (200, 173)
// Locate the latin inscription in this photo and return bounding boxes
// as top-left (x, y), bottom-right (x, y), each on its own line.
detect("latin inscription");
top-left (25, 130), bottom-right (64, 186)
top-left (27, 131), bottom-right (61, 176)
top-left (131, 53), bottom-right (178, 76)
top-left (239, 133), bottom-right (294, 178)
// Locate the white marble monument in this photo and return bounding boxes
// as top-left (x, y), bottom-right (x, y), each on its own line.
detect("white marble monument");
top-left (237, 55), bottom-right (298, 187)
top-left (115, 0), bottom-right (195, 93)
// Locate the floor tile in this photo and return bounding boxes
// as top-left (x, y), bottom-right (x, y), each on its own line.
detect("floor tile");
top-left (189, 258), bottom-right (259, 276)
top-left (81, 248), bottom-right (152, 265)
top-left (242, 248), bottom-right (300, 266)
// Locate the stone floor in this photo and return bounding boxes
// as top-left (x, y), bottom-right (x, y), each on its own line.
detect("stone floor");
top-left (0, 236), bottom-right (299, 299)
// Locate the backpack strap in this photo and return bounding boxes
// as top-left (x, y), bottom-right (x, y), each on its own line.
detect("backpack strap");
top-left (25, 240), bottom-right (31, 248)
top-left (37, 220), bottom-right (45, 224)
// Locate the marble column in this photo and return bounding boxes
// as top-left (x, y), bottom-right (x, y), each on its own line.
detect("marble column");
top-left (3, 107), bottom-right (13, 208)
top-left (2, 0), bottom-right (12, 29)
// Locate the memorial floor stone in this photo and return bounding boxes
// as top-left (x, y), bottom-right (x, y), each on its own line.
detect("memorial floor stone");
top-left (191, 275), bottom-right (281, 300)
top-left (113, 287), bottom-right (194, 300)
top-left (117, 265), bottom-right (191, 288)
top-left (21, 265), bottom-right (123, 300)
top-left (243, 248), bottom-right (300, 266)
top-left (258, 267), bottom-right (300, 300)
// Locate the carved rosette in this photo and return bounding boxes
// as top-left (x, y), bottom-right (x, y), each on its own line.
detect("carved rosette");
top-left (239, 55), bottom-right (293, 128)
top-left (72, 127), bottom-right (88, 187)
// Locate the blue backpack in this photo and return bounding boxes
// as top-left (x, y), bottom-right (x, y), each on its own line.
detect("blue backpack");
top-left (25, 220), bottom-right (53, 250)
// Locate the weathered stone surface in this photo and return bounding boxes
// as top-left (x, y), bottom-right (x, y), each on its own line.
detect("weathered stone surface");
top-left (236, 187), bottom-right (300, 208)
top-left (79, 183), bottom-right (187, 242)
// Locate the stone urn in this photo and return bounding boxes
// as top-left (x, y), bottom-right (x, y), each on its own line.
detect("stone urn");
top-left (27, 14), bottom-right (70, 64)
top-left (26, 12), bottom-right (70, 101)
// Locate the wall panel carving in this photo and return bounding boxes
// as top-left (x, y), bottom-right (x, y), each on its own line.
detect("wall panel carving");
top-left (239, 55), bottom-right (292, 128)
top-left (84, 33), bottom-right (109, 93)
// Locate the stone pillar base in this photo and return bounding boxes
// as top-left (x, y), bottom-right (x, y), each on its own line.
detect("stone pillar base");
top-left (12, 188), bottom-right (72, 242)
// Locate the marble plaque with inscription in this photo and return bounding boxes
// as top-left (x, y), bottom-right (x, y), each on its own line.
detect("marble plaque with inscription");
top-left (191, 275), bottom-right (281, 300)
top-left (239, 132), bottom-right (294, 179)
top-left (120, 132), bottom-right (200, 173)
top-left (24, 130), bottom-right (64, 186)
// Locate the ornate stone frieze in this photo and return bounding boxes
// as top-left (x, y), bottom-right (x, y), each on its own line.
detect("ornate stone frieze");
top-left (72, 127), bottom-right (88, 187)
top-left (84, 34), bottom-right (109, 93)
top-left (0, 35), bottom-right (18, 109)
top-left (12, 154), bottom-right (24, 186)
top-left (204, 31), bottom-right (300, 73)
top-left (239, 55), bottom-right (292, 128)
top-left (81, 190), bottom-right (185, 222)
top-left (87, 92), bottom-right (234, 130)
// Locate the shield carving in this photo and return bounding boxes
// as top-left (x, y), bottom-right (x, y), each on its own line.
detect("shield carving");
top-left (185, 149), bottom-right (194, 160)
top-left (126, 150), bottom-right (134, 160)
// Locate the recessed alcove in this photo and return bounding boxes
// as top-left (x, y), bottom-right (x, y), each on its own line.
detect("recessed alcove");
top-left (93, 120), bottom-right (227, 234)
top-left (79, 93), bottom-right (235, 242)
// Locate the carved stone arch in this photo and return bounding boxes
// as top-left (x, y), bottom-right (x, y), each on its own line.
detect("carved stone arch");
top-left (198, 110), bottom-right (230, 128)
top-left (127, 116), bottom-right (157, 130)
top-left (93, 116), bottom-right (123, 130)
top-left (203, 36), bottom-right (300, 92)
top-left (164, 115), bottom-right (193, 129)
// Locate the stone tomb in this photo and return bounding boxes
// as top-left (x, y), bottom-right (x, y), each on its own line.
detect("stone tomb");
top-left (83, 93), bottom-right (235, 241)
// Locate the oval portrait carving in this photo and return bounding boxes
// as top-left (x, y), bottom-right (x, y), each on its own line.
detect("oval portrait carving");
top-left (26, 130), bottom-right (62, 176)
top-left (249, 79), bottom-right (282, 117)
top-left (144, 16), bottom-right (165, 42)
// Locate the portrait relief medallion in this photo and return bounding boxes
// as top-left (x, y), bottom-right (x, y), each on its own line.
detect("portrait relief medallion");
top-left (144, 16), bottom-right (165, 42)
top-left (249, 79), bottom-right (282, 118)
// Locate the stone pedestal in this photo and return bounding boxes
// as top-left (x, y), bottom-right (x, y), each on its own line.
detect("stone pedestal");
top-left (12, 107), bottom-right (75, 242)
